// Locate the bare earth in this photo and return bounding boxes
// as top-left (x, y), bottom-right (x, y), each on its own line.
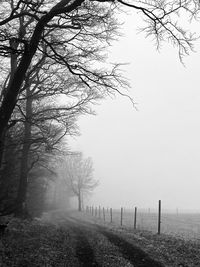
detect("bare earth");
top-left (0, 210), bottom-right (200, 266)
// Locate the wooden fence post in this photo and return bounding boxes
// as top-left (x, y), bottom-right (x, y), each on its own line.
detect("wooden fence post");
top-left (92, 206), bottom-right (94, 216)
top-left (158, 200), bottom-right (161, 235)
top-left (121, 207), bottom-right (123, 226)
top-left (110, 208), bottom-right (112, 223)
top-left (99, 206), bottom-right (101, 218)
top-left (134, 207), bottom-right (137, 230)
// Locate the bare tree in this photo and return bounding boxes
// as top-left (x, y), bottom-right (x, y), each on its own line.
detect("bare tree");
top-left (61, 153), bottom-right (98, 211)
top-left (0, 0), bottom-right (199, 165)
top-left (0, 28), bottom-right (113, 216)
top-left (0, 0), bottom-right (122, 216)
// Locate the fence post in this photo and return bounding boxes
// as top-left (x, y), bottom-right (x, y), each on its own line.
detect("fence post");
top-left (134, 207), bottom-right (137, 230)
top-left (158, 200), bottom-right (161, 235)
top-left (99, 206), bottom-right (101, 218)
top-left (103, 207), bottom-right (105, 222)
top-left (110, 208), bottom-right (112, 223)
top-left (92, 206), bottom-right (94, 216)
top-left (121, 207), bottom-right (123, 226)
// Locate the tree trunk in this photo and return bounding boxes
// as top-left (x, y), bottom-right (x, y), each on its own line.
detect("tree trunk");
top-left (0, 39), bottom-right (18, 171)
top-left (15, 86), bottom-right (32, 217)
top-left (0, 0), bottom-right (84, 169)
top-left (0, 131), bottom-right (6, 176)
top-left (78, 189), bottom-right (82, 211)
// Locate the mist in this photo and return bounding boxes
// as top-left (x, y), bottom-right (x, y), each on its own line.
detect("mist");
top-left (69, 14), bottom-right (200, 212)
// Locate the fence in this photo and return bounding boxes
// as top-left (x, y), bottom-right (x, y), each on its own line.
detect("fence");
top-left (85, 201), bottom-right (200, 240)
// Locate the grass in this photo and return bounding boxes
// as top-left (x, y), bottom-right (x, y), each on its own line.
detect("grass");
top-left (0, 217), bottom-right (77, 267)
top-left (1, 211), bottom-right (200, 267)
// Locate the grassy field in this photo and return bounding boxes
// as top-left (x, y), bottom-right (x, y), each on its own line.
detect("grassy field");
top-left (93, 208), bottom-right (200, 240)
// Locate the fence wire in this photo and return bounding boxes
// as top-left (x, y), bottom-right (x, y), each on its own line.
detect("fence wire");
top-left (86, 206), bottom-right (200, 240)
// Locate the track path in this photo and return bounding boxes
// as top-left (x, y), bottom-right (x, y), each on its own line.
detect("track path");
top-left (48, 211), bottom-right (165, 267)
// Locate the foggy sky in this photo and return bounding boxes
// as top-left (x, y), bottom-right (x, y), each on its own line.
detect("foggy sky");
top-left (70, 14), bottom-right (200, 211)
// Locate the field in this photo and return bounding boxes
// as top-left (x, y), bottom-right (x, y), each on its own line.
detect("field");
top-left (90, 208), bottom-right (200, 240)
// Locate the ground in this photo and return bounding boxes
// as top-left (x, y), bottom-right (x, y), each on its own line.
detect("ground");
top-left (0, 210), bottom-right (200, 266)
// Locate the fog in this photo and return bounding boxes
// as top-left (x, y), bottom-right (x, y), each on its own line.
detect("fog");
top-left (70, 14), bottom-right (200, 212)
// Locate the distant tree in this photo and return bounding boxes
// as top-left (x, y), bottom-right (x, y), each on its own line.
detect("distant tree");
top-left (0, 121), bottom-right (64, 216)
top-left (62, 154), bottom-right (98, 211)
top-left (47, 166), bottom-right (72, 211)
top-left (26, 164), bottom-right (56, 217)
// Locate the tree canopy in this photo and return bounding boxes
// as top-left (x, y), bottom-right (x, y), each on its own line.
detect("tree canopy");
top-left (0, 0), bottom-right (199, 141)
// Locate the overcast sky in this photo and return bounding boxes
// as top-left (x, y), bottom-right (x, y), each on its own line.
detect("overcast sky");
top-left (70, 12), bottom-right (200, 212)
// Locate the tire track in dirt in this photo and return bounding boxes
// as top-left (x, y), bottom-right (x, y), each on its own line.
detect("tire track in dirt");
top-left (98, 228), bottom-right (164, 267)
top-left (63, 218), bottom-right (100, 267)
top-left (66, 215), bottom-right (164, 267)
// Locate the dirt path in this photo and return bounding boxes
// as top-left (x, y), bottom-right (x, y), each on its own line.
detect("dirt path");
top-left (54, 212), bottom-right (165, 267)
top-left (1, 211), bottom-right (200, 266)
top-left (68, 222), bottom-right (100, 267)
